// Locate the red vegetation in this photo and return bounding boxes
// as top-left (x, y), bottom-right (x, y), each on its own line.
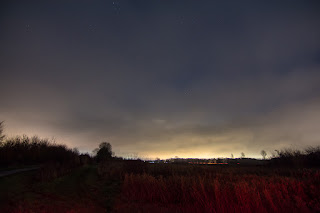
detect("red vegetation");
top-left (114, 167), bottom-right (320, 213)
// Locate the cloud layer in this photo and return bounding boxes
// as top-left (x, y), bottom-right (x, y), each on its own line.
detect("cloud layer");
top-left (1, 0), bottom-right (320, 158)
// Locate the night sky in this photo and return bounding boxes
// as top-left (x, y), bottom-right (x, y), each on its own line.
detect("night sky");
top-left (1, 0), bottom-right (320, 159)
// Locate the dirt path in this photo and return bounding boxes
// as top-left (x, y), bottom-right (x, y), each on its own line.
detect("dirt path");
top-left (0, 166), bottom-right (41, 177)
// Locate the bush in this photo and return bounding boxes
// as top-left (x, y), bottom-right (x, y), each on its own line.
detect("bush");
top-left (270, 146), bottom-right (320, 167)
top-left (0, 135), bottom-right (80, 167)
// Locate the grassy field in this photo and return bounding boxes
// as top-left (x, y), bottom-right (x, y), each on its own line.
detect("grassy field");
top-left (1, 130), bottom-right (319, 212)
top-left (113, 165), bottom-right (320, 213)
top-left (1, 162), bottom-right (320, 212)
top-left (0, 165), bottom-right (121, 213)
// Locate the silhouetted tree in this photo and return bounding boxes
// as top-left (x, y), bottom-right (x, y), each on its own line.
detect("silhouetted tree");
top-left (0, 121), bottom-right (5, 142)
top-left (261, 150), bottom-right (267, 159)
top-left (96, 142), bottom-right (114, 162)
top-left (72, 148), bottom-right (80, 155)
top-left (231, 153), bottom-right (234, 159)
top-left (241, 152), bottom-right (245, 158)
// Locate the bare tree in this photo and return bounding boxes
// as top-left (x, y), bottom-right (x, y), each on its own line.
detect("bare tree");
top-left (0, 121), bottom-right (5, 143)
top-left (231, 153), bottom-right (234, 159)
top-left (241, 152), bottom-right (245, 158)
top-left (261, 150), bottom-right (267, 160)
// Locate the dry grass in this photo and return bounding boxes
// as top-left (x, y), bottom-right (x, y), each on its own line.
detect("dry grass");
top-left (113, 165), bottom-right (320, 213)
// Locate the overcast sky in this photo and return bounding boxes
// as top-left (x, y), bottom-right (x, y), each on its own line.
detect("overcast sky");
top-left (1, 0), bottom-right (320, 159)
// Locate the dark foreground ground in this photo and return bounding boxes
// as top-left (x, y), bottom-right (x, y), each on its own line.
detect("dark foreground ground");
top-left (0, 165), bottom-right (120, 213)
top-left (1, 163), bottom-right (320, 213)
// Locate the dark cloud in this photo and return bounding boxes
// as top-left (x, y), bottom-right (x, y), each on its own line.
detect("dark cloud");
top-left (1, 0), bottom-right (320, 158)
